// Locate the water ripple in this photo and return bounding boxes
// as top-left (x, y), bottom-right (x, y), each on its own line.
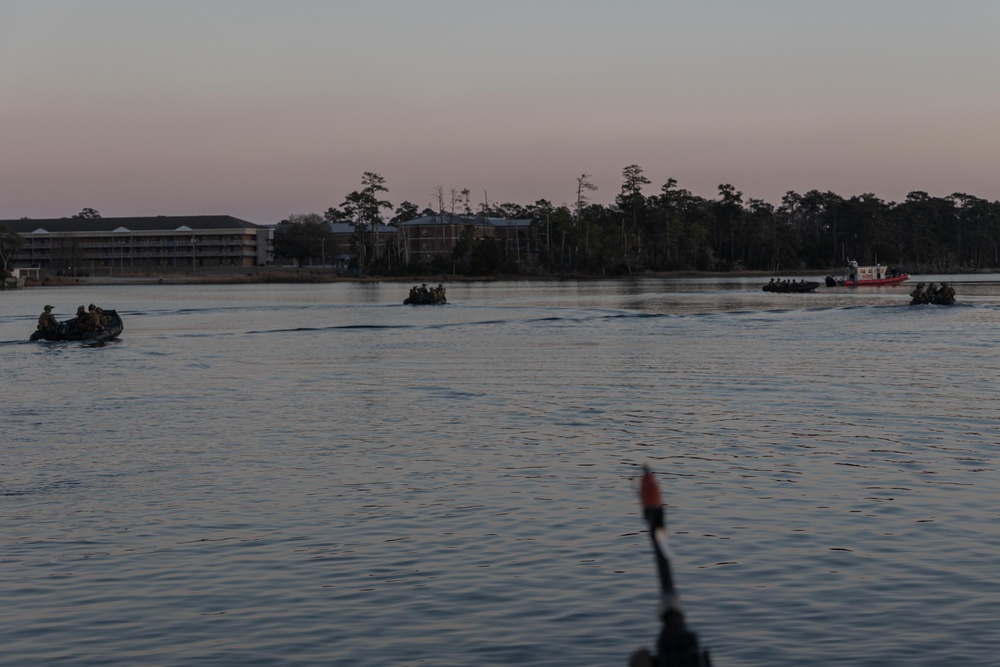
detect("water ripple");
top-left (2, 280), bottom-right (1000, 665)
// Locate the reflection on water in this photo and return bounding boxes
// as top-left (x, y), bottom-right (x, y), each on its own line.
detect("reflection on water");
top-left (2, 277), bottom-right (1000, 666)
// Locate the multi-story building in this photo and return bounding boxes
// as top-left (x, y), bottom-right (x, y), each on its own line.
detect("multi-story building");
top-left (1, 215), bottom-right (274, 274)
top-left (396, 213), bottom-right (533, 264)
top-left (327, 222), bottom-right (398, 269)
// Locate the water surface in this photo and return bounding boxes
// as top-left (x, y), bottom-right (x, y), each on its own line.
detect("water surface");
top-left (3, 276), bottom-right (999, 665)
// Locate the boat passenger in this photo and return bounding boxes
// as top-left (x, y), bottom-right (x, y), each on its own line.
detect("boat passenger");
top-left (910, 283), bottom-right (927, 305)
top-left (925, 283), bottom-right (939, 302)
top-left (88, 304), bottom-right (104, 331)
top-left (937, 282), bottom-right (956, 305)
top-left (38, 305), bottom-right (58, 333)
top-left (66, 305), bottom-right (88, 334)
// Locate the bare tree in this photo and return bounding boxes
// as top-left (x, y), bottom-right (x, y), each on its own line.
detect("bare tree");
top-left (431, 186), bottom-right (445, 216)
top-left (461, 188), bottom-right (472, 218)
top-left (576, 173), bottom-right (598, 254)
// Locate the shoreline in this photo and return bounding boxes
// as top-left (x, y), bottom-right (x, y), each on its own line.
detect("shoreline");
top-left (20, 266), bottom-right (997, 289)
top-left (22, 268), bottom-right (822, 288)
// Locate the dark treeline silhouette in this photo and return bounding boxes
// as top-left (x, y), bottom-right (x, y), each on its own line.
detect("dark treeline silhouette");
top-left (274, 166), bottom-right (1000, 276)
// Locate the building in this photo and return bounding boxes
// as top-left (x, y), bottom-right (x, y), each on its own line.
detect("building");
top-left (490, 218), bottom-right (534, 263)
top-left (327, 222), bottom-right (398, 269)
top-left (396, 213), bottom-right (533, 264)
top-left (1, 215), bottom-right (274, 274)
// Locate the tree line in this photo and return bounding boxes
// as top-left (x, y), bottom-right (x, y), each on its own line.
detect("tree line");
top-left (273, 166), bottom-right (1000, 277)
top-left (5, 170), bottom-right (1000, 279)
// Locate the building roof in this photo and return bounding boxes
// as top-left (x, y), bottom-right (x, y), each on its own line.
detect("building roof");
top-left (327, 222), bottom-right (398, 234)
top-left (398, 213), bottom-right (533, 228)
top-left (0, 215), bottom-right (262, 234)
top-left (490, 218), bottom-right (533, 228)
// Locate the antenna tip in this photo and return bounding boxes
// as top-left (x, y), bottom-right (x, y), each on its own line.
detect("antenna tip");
top-left (640, 467), bottom-right (662, 509)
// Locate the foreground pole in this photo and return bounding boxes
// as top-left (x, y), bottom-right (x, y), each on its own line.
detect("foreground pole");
top-left (631, 465), bottom-right (711, 667)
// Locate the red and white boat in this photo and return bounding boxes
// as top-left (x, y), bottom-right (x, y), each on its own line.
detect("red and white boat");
top-left (826, 261), bottom-right (909, 287)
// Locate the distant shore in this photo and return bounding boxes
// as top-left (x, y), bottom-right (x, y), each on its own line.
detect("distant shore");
top-left (21, 266), bottom-right (1000, 290)
top-left (23, 269), bottom-right (812, 288)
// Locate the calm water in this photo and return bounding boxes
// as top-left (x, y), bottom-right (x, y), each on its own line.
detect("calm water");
top-left (2, 276), bottom-right (999, 666)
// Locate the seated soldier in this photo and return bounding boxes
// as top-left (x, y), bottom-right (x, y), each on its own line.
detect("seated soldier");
top-left (937, 282), bottom-right (956, 305)
top-left (68, 305), bottom-right (88, 333)
top-left (38, 305), bottom-right (58, 332)
top-left (88, 304), bottom-right (102, 331)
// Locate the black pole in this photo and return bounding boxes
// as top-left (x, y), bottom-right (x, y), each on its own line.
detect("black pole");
top-left (632, 465), bottom-right (711, 667)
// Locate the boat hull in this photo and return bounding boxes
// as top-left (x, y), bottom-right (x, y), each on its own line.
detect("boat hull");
top-left (403, 296), bottom-right (447, 305)
top-left (30, 310), bottom-right (124, 343)
top-left (763, 281), bottom-right (820, 293)
top-left (842, 275), bottom-right (909, 287)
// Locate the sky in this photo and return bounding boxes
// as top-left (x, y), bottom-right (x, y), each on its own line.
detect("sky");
top-left (2, 0), bottom-right (999, 223)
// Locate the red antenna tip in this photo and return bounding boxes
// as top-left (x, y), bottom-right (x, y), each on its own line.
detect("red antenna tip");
top-left (640, 467), bottom-right (662, 509)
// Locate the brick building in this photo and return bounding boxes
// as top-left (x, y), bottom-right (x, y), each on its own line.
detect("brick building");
top-left (396, 213), bottom-right (533, 264)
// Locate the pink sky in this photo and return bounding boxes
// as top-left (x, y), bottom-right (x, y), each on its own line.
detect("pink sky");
top-left (3, 1), bottom-right (999, 223)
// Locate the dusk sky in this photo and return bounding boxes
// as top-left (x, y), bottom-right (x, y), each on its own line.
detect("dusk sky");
top-left (3, 1), bottom-right (998, 223)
